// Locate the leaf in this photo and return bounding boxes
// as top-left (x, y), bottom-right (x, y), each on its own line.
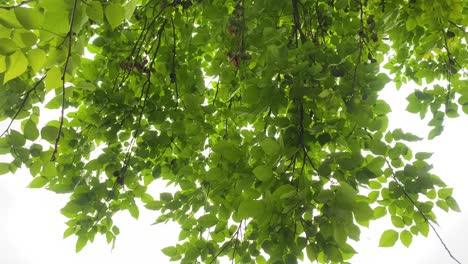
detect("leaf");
top-left (44, 67), bottom-right (63, 91)
top-left (75, 235), bottom-right (88, 253)
top-left (41, 125), bottom-right (59, 143)
top-left (238, 199), bottom-right (264, 219)
top-left (161, 246), bottom-right (178, 257)
top-left (0, 162), bottom-right (9, 175)
top-left (128, 203), bottom-right (139, 219)
top-left (4, 50), bottom-right (28, 83)
top-left (19, 31), bottom-right (37, 47)
top-left (124, 0), bottom-right (138, 19)
top-left (252, 165), bottom-right (273, 182)
top-left (105, 3), bottom-right (126, 30)
top-left (379, 229), bottom-right (398, 247)
top-left (0, 38), bottom-right (18, 55)
top-left (437, 188), bottom-right (453, 199)
top-left (14, 7), bottom-right (44, 29)
top-left (28, 176), bottom-right (48, 188)
top-left (86, 1), bottom-right (104, 23)
top-left (24, 119), bottom-right (39, 140)
top-left (27, 48), bottom-right (46, 72)
top-left (8, 130), bottom-right (26, 147)
top-left (369, 139), bottom-right (387, 156)
top-left (391, 216), bottom-right (405, 228)
top-left (198, 214), bottom-right (218, 228)
top-left (446, 197), bottom-right (461, 212)
top-left (400, 230), bottom-right (413, 247)
top-left (260, 137), bottom-right (280, 156)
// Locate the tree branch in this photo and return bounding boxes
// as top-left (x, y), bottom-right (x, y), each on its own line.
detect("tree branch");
top-left (0, 74), bottom-right (47, 138)
top-left (385, 159), bottom-right (461, 264)
top-left (51, 0), bottom-right (78, 161)
top-left (291, 0), bottom-right (306, 43)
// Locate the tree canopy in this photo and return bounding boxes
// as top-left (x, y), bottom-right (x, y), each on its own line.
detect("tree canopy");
top-left (0, 0), bottom-right (466, 263)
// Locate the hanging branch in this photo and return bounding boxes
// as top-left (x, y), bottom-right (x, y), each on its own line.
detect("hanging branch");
top-left (291, 0), bottom-right (306, 43)
top-left (0, 74), bottom-right (47, 138)
top-left (51, 0), bottom-right (78, 161)
top-left (170, 14), bottom-right (180, 107)
top-left (209, 221), bottom-right (243, 264)
top-left (0, 0), bottom-right (34, 10)
top-left (385, 160), bottom-right (462, 264)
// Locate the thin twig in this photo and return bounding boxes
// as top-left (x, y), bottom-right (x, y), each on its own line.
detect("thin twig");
top-left (291, 0), bottom-right (306, 43)
top-left (0, 74), bottom-right (47, 138)
top-left (51, 0), bottom-right (78, 161)
top-left (385, 160), bottom-right (461, 264)
top-left (209, 221), bottom-right (243, 264)
top-left (0, 0), bottom-right (34, 10)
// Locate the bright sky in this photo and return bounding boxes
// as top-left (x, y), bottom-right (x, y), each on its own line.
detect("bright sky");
top-left (1, 82), bottom-right (467, 264)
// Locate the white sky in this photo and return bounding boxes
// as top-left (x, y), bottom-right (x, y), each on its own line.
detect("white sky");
top-left (1, 82), bottom-right (467, 264)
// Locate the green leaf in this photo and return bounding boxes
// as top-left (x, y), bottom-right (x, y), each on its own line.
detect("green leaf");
top-left (391, 216), bottom-right (405, 228)
top-left (198, 214), bottom-right (218, 228)
top-left (306, 244), bottom-right (317, 262)
top-left (415, 152), bottom-right (433, 160)
top-left (335, 182), bottom-right (357, 208)
top-left (0, 38), bottom-right (18, 55)
top-left (373, 206), bottom-right (387, 219)
top-left (428, 126), bottom-right (443, 139)
top-left (4, 50), bottom-right (28, 83)
top-left (27, 48), bottom-right (46, 72)
top-left (41, 126), bottom-right (59, 143)
top-left (14, 7), bottom-right (44, 29)
top-left (238, 199), bottom-right (264, 219)
top-left (76, 235), bottom-right (88, 253)
top-left (446, 196), bottom-right (461, 212)
top-left (400, 230), bottom-right (413, 247)
top-left (128, 203), bottom-right (139, 219)
top-left (9, 130), bottom-right (26, 147)
top-left (44, 67), bottom-right (63, 91)
top-left (161, 246), bottom-right (178, 257)
top-left (437, 188), bottom-right (453, 199)
top-left (105, 3), bottom-right (126, 30)
top-left (86, 1), bottom-right (104, 23)
top-left (28, 176), bottom-right (48, 188)
top-left (124, 0), bottom-right (138, 19)
top-left (24, 119), bottom-right (39, 140)
top-left (0, 162), bottom-right (9, 175)
top-left (379, 229), bottom-right (398, 247)
top-left (252, 165), bottom-right (273, 182)
top-left (369, 139), bottom-right (387, 155)
top-left (353, 202), bottom-right (374, 223)
top-left (260, 137), bottom-right (280, 156)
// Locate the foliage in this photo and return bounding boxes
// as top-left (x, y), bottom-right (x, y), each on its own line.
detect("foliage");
top-left (0, 0), bottom-right (466, 263)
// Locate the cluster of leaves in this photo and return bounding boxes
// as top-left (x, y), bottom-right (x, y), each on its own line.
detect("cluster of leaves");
top-left (0, 0), bottom-right (466, 263)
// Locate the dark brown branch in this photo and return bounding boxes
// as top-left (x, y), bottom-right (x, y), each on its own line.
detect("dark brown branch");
top-left (51, 0), bottom-right (78, 161)
top-left (0, 0), bottom-right (34, 10)
top-left (209, 221), bottom-right (243, 264)
top-left (291, 0), bottom-right (306, 43)
top-left (0, 74), bottom-right (47, 138)
top-left (385, 160), bottom-right (461, 264)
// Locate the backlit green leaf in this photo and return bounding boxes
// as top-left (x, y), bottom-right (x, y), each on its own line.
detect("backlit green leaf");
top-left (0, 162), bottom-right (9, 175)
top-left (400, 230), bottom-right (413, 247)
top-left (4, 50), bottom-right (28, 83)
top-left (28, 176), bottom-right (48, 188)
top-left (105, 3), bottom-right (125, 30)
top-left (0, 38), bottom-right (18, 55)
top-left (379, 229), bottom-right (398, 247)
top-left (24, 119), bottom-right (39, 140)
top-left (14, 7), bottom-right (44, 29)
